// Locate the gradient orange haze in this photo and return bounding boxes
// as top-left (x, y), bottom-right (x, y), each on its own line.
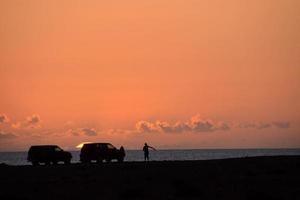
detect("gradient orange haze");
top-left (0, 0), bottom-right (299, 151)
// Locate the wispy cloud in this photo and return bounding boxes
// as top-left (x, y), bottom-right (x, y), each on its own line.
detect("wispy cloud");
top-left (272, 121), bottom-right (290, 129)
top-left (239, 122), bottom-right (271, 130)
top-left (238, 121), bottom-right (290, 130)
top-left (81, 128), bottom-right (98, 136)
top-left (65, 127), bottom-right (98, 137)
top-left (188, 115), bottom-right (215, 132)
top-left (136, 121), bottom-right (158, 133)
top-left (0, 114), bottom-right (9, 124)
top-left (11, 122), bottom-right (21, 129)
top-left (135, 115), bottom-right (292, 134)
top-left (0, 131), bottom-right (17, 140)
top-left (63, 129), bottom-right (78, 137)
top-left (135, 114), bottom-right (231, 134)
top-left (11, 114), bottom-right (42, 129)
top-left (26, 114), bottom-right (41, 128)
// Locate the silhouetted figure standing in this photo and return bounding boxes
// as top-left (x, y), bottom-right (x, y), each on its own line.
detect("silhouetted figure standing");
top-left (143, 143), bottom-right (156, 161)
top-left (120, 146), bottom-right (125, 158)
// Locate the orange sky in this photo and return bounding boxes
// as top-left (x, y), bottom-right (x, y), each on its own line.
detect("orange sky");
top-left (0, 0), bottom-right (299, 151)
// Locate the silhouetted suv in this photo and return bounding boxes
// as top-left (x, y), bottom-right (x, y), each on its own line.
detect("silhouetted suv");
top-left (27, 145), bottom-right (72, 166)
top-left (80, 143), bottom-right (125, 163)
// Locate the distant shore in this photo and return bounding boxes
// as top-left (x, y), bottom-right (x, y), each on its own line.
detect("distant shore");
top-left (0, 156), bottom-right (299, 200)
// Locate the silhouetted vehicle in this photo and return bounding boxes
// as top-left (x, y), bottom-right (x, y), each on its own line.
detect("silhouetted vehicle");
top-left (27, 145), bottom-right (72, 166)
top-left (80, 143), bottom-right (125, 163)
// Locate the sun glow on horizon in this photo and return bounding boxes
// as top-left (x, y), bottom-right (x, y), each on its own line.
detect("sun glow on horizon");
top-left (76, 142), bottom-right (92, 149)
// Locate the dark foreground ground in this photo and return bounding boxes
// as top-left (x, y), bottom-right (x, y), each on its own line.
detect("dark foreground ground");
top-left (0, 156), bottom-right (299, 200)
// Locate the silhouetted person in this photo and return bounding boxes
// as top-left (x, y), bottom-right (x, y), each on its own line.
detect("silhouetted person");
top-left (143, 143), bottom-right (156, 161)
top-left (120, 146), bottom-right (125, 158)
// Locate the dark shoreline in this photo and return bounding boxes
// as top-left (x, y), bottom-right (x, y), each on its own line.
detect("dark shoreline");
top-left (1, 156), bottom-right (299, 200)
top-left (1, 147), bottom-right (300, 152)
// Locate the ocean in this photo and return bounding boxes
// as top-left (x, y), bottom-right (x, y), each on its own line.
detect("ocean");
top-left (1, 148), bottom-right (300, 165)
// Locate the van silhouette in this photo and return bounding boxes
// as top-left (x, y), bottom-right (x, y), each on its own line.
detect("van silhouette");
top-left (80, 143), bottom-right (125, 163)
top-left (27, 145), bottom-right (72, 166)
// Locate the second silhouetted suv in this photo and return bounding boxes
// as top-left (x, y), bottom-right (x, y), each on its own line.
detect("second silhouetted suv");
top-left (27, 145), bottom-right (72, 166)
top-left (80, 143), bottom-right (125, 163)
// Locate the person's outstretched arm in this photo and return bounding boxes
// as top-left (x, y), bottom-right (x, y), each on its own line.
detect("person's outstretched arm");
top-left (149, 146), bottom-right (157, 151)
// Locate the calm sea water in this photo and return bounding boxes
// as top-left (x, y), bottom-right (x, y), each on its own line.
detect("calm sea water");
top-left (0, 149), bottom-right (299, 166)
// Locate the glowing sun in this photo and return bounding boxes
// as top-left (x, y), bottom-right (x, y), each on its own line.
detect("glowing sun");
top-left (76, 142), bottom-right (92, 149)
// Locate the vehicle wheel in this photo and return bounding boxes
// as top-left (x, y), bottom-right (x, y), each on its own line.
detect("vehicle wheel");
top-left (81, 159), bottom-right (88, 164)
top-left (105, 159), bottom-right (111, 163)
top-left (97, 158), bottom-right (103, 164)
top-left (32, 161), bottom-right (39, 166)
top-left (118, 158), bottom-right (124, 163)
top-left (64, 159), bottom-right (71, 165)
top-left (52, 161), bottom-right (58, 165)
top-left (45, 161), bottom-right (51, 166)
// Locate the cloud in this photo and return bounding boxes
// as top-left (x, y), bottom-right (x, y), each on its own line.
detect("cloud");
top-left (272, 122), bottom-right (290, 129)
top-left (64, 127), bottom-right (99, 137)
top-left (26, 114), bottom-right (41, 128)
top-left (256, 122), bottom-right (271, 130)
top-left (71, 131), bottom-right (80, 136)
top-left (136, 114), bottom-right (231, 134)
top-left (155, 121), bottom-right (191, 133)
top-left (108, 128), bottom-right (136, 135)
top-left (188, 115), bottom-right (215, 132)
top-left (11, 114), bottom-right (42, 129)
top-left (65, 129), bottom-right (80, 136)
top-left (0, 131), bottom-right (17, 140)
top-left (172, 122), bottom-right (192, 132)
top-left (11, 122), bottom-right (21, 129)
top-left (81, 128), bottom-right (97, 136)
top-left (238, 123), bottom-right (256, 129)
top-left (217, 122), bottom-right (231, 131)
top-left (137, 117), bottom-right (291, 134)
top-left (239, 121), bottom-right (290, 130)
top-left (136, 121), bottom-right (158, 133)
top-left (64, 120), bottom-right (75, 127)
top-left (156, 121), bottom-right (175, 132)
top-left (0, 114), bottom-right (9, 123)
top-left (9, 114), bottom-right (43, 130)
top-left (238, 122), bottom-right (268, 129)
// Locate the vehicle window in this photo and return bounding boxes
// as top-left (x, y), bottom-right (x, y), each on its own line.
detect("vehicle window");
top-left (55, 147), bottom-right (63, 152)
top-left (107, 144), bottom-right (115, 149)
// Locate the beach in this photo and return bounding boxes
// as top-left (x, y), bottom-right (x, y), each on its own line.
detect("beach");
top-left (0, 156), bottom-right (299, 200)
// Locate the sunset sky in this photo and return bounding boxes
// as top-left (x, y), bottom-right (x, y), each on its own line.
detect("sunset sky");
top-left (1, 0), bottom-right (299, 151)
